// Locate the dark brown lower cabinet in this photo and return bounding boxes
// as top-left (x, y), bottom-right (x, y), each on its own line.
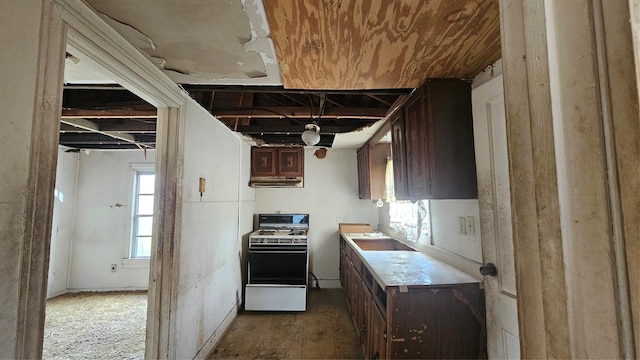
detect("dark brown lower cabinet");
top-left (339, 237), bottom-right (486, 359)
top-left (369, 299), bottom-right (387, 360)
top-left (386, 284), bottom-right (485, 359)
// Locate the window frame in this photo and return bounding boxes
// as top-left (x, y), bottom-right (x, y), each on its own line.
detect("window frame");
top-left (130, 165), bottom-right (155, 258)
top-left (388, 199), bottom-right (432, 244)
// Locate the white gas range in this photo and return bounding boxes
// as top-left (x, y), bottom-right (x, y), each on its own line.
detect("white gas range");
top-left (245, 214), bottom-right (309, 311)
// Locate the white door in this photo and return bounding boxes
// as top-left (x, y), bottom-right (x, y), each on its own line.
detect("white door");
top-left (472, 75), bottom-right (520, 359)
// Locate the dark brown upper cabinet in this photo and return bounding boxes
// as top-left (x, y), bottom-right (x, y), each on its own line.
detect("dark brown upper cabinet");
top-left (251, 147), bottom-right (304, 177)
top-left (357, 143), bottom-right (391, 199)
top-left (277, 148), bottom-right (304, 177)
top-left (392, 79), bottom-right (477, 200)
top-left (390, 112), bottom-right (409, 199)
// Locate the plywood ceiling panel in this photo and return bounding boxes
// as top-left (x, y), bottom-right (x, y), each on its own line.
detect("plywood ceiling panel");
top-left (264, 0), bottom-right (501, 89)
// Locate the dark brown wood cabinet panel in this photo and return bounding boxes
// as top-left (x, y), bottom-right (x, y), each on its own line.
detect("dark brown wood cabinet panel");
top-left (404, 87), bottom-right (432, 198)
top-left (370, 301), bottom-right (387, 360)
top-left (362, 284), bottom-right (372, 357)
top-left (391, 79), bottom-right (477, 200)
top-left (350, 264), bottom-right (364, 341)
top-left (390, 112), bottom-right (409, 200)
top-left (357, 145), bottom-right (371, 199)
top-left (339, 234), bottom-right (486, 359)
top-left (251, 147), bottom-right (277, 176)
top-left (358, 143), bottom-right (391, 200)
top-left (387, 284), bottom-right (486, 359)
top-left (425, 79), bottom-right (477, 199)
top-left (339, 242), bottom-right (347, 289)
top-left (277, 148), bottom-right (304, 176)
top-left (250, 146), bottom-right (304, 177)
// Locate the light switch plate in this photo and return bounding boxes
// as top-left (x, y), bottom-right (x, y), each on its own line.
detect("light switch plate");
top-left (459, 217), bottom-right (467, 235)
top-left (466, 216), bottom-right (475, 235)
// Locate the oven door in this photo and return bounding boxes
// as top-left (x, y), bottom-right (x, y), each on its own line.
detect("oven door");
top-left (248, 246), bottom-right (307, 285)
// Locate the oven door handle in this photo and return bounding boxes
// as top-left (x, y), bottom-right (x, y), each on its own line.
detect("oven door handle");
top-left (249, 250), bottom-right (308, 254)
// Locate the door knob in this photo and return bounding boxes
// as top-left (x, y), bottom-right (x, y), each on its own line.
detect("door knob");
top-left (479, 263), bottom-right (498, 277)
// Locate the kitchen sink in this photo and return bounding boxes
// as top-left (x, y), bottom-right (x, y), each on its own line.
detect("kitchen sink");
top-left (351, 238), bottom-right (416, 251)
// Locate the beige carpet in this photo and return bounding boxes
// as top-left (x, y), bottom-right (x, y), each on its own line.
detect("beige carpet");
top-left (43, 291), bottom-right (147, 360)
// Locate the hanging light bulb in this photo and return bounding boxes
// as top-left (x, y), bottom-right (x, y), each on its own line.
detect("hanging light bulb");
top-left (301, 123), bottom-right (321, 146)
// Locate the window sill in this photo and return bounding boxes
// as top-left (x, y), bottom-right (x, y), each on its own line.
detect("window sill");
top-left (121, 258), bottom-right (150, 269)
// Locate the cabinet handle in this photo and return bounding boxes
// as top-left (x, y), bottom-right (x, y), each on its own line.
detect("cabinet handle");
top-left (383, 330), bottom-right (387, 339)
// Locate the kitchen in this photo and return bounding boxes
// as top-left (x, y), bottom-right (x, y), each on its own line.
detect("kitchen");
top-left (2, 1), bottom-right (638, 359)
top-left (48, 70), bottom-right (495, 358)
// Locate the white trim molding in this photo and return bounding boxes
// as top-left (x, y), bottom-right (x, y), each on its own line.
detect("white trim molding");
top-left (53, 0), bottom-right (187, 109)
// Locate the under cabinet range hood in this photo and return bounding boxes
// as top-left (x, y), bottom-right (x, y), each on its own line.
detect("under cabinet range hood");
top-left (249, 176), bottom-right (304, 188)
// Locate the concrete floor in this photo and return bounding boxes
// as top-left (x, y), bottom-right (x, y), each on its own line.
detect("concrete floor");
top-left (208, 289), bottom-right (364, 359)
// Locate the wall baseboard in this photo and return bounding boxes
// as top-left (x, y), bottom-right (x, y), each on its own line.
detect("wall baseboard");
top-left (316, 279), bottom-right (341, 289)
top-left (193, 304), bottom-right (238, 360)
top-left (65, 287), bottom-right (149, 293)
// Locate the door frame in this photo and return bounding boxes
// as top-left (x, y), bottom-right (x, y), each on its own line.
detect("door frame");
top-left (499, 0), bottom-right (638, 357)
top-left (16, 0), bottom-right (187, 357)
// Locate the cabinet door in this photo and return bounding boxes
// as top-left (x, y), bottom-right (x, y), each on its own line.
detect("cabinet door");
top-left (350, 266), bottom-right (364, 339)
top-left (404, 87), bottom-right (432, 199)
top-left (362, 285), bottom-right (373, 358)
top-left (390, 113), bottom-right (409, 199)
top-left (278, 148), bottom-right (304, 176)
top-left (426, 79), bottom-right (477, 199)
top-left (344, 254), bottom-right (352, 308)
top-left (357, 145), bottom-right (371, 199)
top-left (370, 302), bottom-right (387, 360)
top-left (339, 242), bottom-right (347, 288)
top-left (251, 147), bottom-right (277, 176)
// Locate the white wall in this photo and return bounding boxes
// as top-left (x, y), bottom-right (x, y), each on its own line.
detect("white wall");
top-left (174, 100), bottom-right (254, 359)
top-left (67, 150), bottom-right (155, 291)
top-left (430, 200), bottom-right (482, 263)
top-left (377, 199), bottom-right (483, 276)
top-left (255, 149), bottom-right (379, 288)
top-left (47, 148), bottom-right (79, 298)
top-left (0, 3), bottom-right (47, 355)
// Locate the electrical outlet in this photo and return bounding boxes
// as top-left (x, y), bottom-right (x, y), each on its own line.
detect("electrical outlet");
top-left (459, 217), bottom-right (467, 235)
top-left (111, 264), bottom-right (117, 272)
top-left (466, 216), bottom-right (475, 235)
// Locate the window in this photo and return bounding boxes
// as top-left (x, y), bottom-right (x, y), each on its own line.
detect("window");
top-left (385, 156), bottom-right (431, 243)
top-left (389, 200), bottom-right (431, 243)
top-left (131, 171), bottom-right (155, 258)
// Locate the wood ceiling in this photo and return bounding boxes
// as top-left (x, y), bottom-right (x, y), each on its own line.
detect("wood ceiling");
top-left (264, 0), bottom-right (501, 89)
top-left (60, 0), bottom-right (501, 149)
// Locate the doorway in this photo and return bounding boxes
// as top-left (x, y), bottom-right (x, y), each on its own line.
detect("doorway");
top-left (43, 46), bottom-right (159, 358)
top-left (11, 1), bottom-right (186, 357)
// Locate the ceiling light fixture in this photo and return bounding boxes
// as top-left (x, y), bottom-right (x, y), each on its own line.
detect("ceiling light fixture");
top-left (302, 123), bottom-right (321, 146)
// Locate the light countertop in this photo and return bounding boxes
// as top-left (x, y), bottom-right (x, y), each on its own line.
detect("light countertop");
top-left (340, 231), bottom-right (481, 288)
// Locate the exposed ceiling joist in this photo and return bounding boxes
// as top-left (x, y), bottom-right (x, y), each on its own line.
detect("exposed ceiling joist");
top-left (61, 117), bottom-right (154, 148)
top-left (236, 124), bottom-right (368, 134)
top-left (181, 85), bottom-right (411, 96)
top-left (60, 122), bottom-right (156, 133)
top-left (61, 109), bottom-right (157, 118)
top-left (59, 133), bottom-right (154, 146)
top-left (212, 107), bottom-right (387, 119)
